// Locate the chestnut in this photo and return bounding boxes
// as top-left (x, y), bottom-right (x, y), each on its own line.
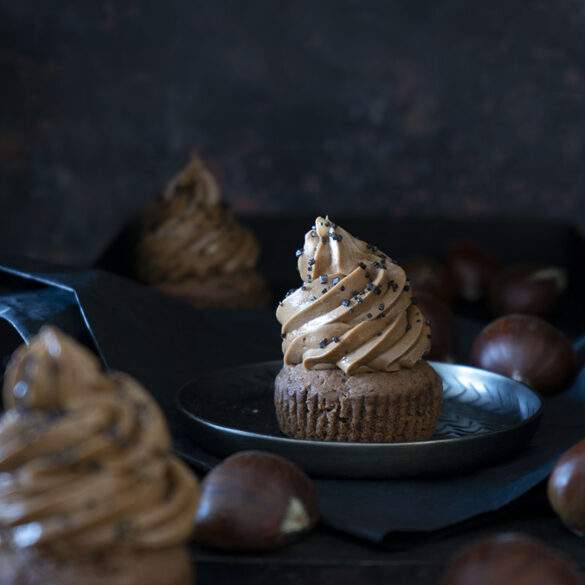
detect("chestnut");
top-left (402, 257), bottom-right (457, 305)
top-left (548, 438), bottom-right (585, 537)
top-left (194, 450), bottom-right (319, 551)
top-left (441, 532), bottom-right (585, 585)
top-left (445, 241), bottom-right (501, 302)
top-left (488, 264), bottom-right (567, 317)
top-left (415, 290), bottom-right (458, 362)
top-left (469, 314), bottom-right (575, 395)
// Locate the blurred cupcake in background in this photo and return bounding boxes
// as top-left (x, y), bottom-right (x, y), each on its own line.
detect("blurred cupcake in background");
top-left (136, 153), bottom-right (271, 309)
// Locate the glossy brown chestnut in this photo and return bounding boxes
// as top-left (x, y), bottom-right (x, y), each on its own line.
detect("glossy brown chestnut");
top-left (415, 290), bottom-right (458, 362)
top-left (195, 450), bottom-right (319, 551)
top-left (441, 532), bottom-right (585, 585)
top-left (470, 314), bottom-right (575, 394)
top-left (402, 257), bottom-right (457, 305)
top-left (548, 438), bottom-right (585, 536)
top-left (488, 264), bottom-right (567, 317)
top-left (445, 241), bottom-right (501, 302)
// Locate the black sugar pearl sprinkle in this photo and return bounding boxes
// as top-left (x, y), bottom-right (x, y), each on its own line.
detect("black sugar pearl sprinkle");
top-left (332, 336), bottom-right (340, 343)
top-left (351, 290), bottom-right (358, 297)
top-left (307, 275), bottom-right (312, 282)
top-left (359, 262), bottom-right (367, 269)
top-left (296, 249), bottom-right (303, 257)
top-left (377, 332), bottom-right (383, 336)
top-left (373, 261), bottom-right (381, 269)
top-left (392, 284), bottom-right (398, 292)
top-left (332, 276), bottom-right (340, 285)
top-left (367, 312), bottom-right (372, 318)
top-left (342, 299), bottom-right (350, 306)
top-left (322, 288), bottom-right (327, 294)
top-left (427, 334), bottom-right (432, 339)
top-left (404, 285), bottom-right (410, 291)
top-left (311, 225), bottom-right (316, 229)
top-left (411, 297), bottom-right (418, 305)
top-left (416, 319), bottom-right (421, 323)
top-left (365, 272), bottom-right (371, 279)
top-left (319, 338), bottom-right (328, 348)
top-left (344, 350), bottom-right (349, 355)
top-left (310, 230), bottom-right (317, 237)
top-left (310, 295), bottom-right (317, 301)
top-left (301, 285), bottom-right (307, 291)
top-left (374, 286), bottom-right (382, 294)
top-left (406, 324), bottom-right (412, 331)
top-left (325, 221), bottom-right (330, 227)
top-left (285, 288), bottom-right (296, 298)
top-left (378, 303), bottom-right (385, 311)
top-left (280, 333), bottom-right (287, 339)
top-left (340, 285), bottom-right (345, 291)
top-left (337, 234), bottom-right (343, 241)
top-left (320, 275), bottom-right (328, 284)
top-left (349, 308), bottom-right (354, 313)
top-left (356, 298), bottom-right (363, 303)
top-left (426, 319), bottom-right (431, 326)
top-left (320, 236), bottom-right (328, 243)
top-left (366, 283), bottom-right (374, 291)
top-left (278, 301), bottom-right (283, 306)
top-left (376, 312), bottom-right (385, 319)
top-left (308, 259), bottom-right (315, 266)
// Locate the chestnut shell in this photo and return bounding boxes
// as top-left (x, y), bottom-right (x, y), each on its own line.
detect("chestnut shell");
top-left (445, 241), bottom-right (501, 303)
top-left (488, 264), bottom-right (566, 317)
top-left (195, 450), bottom-right (319, 551)
top-left (415, 290), bottom-right (458, 362)
top-left (441, 532), bottom-right (585, 585)
top-left (402, 257), bottom-right (457, 306)
top-left (548, 438), bottom-right (585, 536)
top-left (469, 314), bottom-right (575, 395)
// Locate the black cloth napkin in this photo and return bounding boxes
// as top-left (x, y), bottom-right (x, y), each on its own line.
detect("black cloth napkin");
top-left (1, 256), bottom-right (585, 546)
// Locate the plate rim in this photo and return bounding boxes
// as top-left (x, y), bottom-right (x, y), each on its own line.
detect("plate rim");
top-left (175, 359), bottom-right (543, 450)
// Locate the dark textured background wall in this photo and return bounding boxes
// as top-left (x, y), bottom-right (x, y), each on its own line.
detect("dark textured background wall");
top-left (1, 0), bottom-right (585, 264)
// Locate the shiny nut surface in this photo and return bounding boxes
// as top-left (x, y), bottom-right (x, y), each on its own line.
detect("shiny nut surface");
top-left (548, 438), bottom-right (585, 536)
top-left (441, 533), bottom-right (585, 585)
top-left (470, 314), bottom-right (575, 394)
top-left (195, 450), bottom-right (318, 551)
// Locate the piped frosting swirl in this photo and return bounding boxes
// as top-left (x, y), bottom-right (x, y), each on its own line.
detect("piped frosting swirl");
top-left (0, 327), bottom-right (199, 555)
top-left (136, 153), bottom-right (261, 283)
top-left (276, 217), bottom-right (431, 375)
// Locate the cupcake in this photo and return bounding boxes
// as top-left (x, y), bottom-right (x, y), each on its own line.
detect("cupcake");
top-left (135, 153), bottom-right (271, 309)
top-left (0, 327), bottom-right (199, 585)
top-left (275, 216), bottom-right (442, 442)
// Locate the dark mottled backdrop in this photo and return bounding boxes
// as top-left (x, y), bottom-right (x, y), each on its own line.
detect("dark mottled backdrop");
top-left (1, 0), bottom-right (585, 263)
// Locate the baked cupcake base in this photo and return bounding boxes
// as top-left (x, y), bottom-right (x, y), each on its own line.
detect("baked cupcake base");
top-left (274, 361), bottom-right (442, 442)
top-left (0, 545), bottom-right (193, 585)
top-left (154, 269), bottom-right (271, 309)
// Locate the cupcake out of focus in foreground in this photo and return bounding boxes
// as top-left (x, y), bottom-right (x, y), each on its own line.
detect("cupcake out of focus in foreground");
top-left (135, 153), bottom-right (271, 309)
top-left (0, 327), bottom-right (200, 585)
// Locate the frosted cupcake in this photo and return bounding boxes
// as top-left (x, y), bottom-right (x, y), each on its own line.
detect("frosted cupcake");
top-left (136, 153), bottom-right (271, 308)
top-left (275, 217), bottom-right (442, 442)
top-left (0, 327), bottom-right (199, 585)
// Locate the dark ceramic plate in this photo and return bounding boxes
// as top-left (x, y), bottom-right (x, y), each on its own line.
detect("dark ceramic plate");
top-left (176, 361), bottom-right (543, 478)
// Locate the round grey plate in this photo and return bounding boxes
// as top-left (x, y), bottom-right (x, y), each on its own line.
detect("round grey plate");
top-left (176, 361), bottom-right (543, 478)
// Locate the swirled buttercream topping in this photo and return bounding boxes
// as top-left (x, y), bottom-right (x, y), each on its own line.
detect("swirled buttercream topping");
top-left (276, 217), bottom-right (431, 375)
top-left (0, 327), bottom-right (199, 555)
top-left (136, 153), bottom-right (261, 283)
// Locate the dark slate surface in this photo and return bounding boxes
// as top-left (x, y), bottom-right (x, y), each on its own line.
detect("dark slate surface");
top-left (2, 0), bottom-right (585, 263)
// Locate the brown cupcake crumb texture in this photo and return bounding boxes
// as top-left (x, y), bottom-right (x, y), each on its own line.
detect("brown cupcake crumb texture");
top-left (274, 361), bottom-right (442, 442)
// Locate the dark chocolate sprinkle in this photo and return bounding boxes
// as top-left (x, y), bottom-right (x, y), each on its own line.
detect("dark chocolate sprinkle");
top-left (320, 275), bottom-right (329, 284)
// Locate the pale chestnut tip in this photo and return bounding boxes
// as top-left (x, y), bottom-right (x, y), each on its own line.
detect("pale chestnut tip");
top-left (316, 216), bottom-right (331, 238)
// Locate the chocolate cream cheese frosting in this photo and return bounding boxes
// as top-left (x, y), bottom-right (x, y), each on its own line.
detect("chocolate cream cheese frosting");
top-left (276, 217), bottom-right (431, 375)
top-left (0, 327), bottom-right (199, 555)
top-left (136, 153), bottom-right (261, 283)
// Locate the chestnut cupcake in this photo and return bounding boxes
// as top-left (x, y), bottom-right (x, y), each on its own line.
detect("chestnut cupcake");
top-left (0, 327), bottom-right (199, 585)
top-left (135, 153), bottom-right (271, 309)
top-left (275, 217), bottom-right (442, 442)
